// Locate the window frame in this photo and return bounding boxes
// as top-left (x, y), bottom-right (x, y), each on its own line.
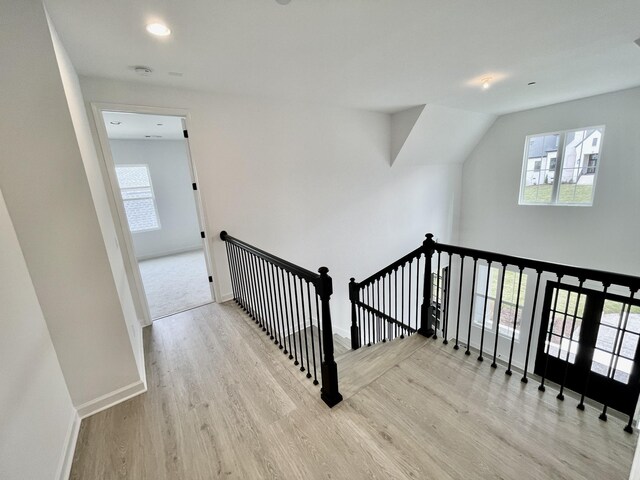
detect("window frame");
top-left (518, 125), bottom-right (605, 207)
top-left (115, 164), bottom-right (161, 233)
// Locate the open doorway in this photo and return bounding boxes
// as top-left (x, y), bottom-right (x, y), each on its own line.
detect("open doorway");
top-left (98, 109), bottom-right (214, 321)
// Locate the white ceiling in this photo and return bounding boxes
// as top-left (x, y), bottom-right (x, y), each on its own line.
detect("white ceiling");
top-left (45, 0), bottom-right (640, 115)
top-left (103, 112), bottom-right (184, 140)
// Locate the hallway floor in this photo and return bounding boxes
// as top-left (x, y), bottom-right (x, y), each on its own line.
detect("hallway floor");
top-left (138, 249), bottom-right (212, 319)
top-left (70, 302), bottom-right (637, 479)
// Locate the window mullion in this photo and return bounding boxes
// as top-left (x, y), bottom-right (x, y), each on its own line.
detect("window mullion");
top-left (551, 132), bottom-right (565, 204)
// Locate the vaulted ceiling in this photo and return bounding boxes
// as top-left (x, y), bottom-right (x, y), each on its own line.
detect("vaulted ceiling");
top-left (45, 0), bottom-right (640, 115)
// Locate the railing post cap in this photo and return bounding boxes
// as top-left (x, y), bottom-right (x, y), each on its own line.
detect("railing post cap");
top-left (425, 233), bottom-right (434, 241)
top-left (219, 230), bottom-right (228, 240)
top-left (319, 266), bottom-right (329, 275)
top-left (350, 277), bottom-right (355, 283)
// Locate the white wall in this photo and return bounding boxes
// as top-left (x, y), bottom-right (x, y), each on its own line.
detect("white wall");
top-left (0, 0), bottom-right (143, 412)
top-left (80, 77), bottom-right (462, 335)
top-left (460, 87), bottom-right (640, 277)
top-left (47, 8), bottom-right (145, 389)
top-left (0, 187), bottom-right (77, 480)
top-left (109, 139), bottom-right (202, 260)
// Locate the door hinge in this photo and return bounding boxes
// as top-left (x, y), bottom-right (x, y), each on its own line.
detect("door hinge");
top-left (201, 231), bottom-right (206, 239)
top-left (208, 275), bottom-right (213, 283)
top-left (183, 129), bottom-right (189, 138)
top-left (192, 182), bottom-right (197, 190)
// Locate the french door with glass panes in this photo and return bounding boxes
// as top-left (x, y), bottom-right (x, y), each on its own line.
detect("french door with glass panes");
top-left (534, 282), bottom-right (640, 417)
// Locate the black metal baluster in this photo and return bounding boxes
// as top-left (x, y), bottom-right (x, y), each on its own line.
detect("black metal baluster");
top-left (578, 283), bottom-right (610, 411)
top-left (269, 262), bottom-right (283, 349)
top-left (401, 264), bottom-right (405, 337)
top-left (599, 289), bottom-right (627, 421)
top-left (454, 255), bottom-right (465, 350)
top-left (490, 265), bottom-right (507, 368)
top-left (539, 274), bottom-right (564, 391)
top-left (293, 276), bottom-right (306, 372)
top-left (408, 261), bottom-right (412, 335)
top-left (247, 251), bottom-right (259, 323)
top-left (276, 267), bottom-right (290, 356)
top-left (367, 284), bottom-right (372, 346)
top-left (478, 260), bottom-right (492, 362)
top-left (305, 281), bottom-right (318, 384)
top-left (443, 253), bottom-right (453, 345)
top-left (378, 278), bottom-right (384, 343)
top-left (250, 254), bottom-right (265, 330)
top-left (231, 245), bottom-right (245, 310)
top-left (249, 253), bottom-right (261, 327)
top-left (434, 251), bottom-right (442, 340)
top-left (382, 274), bottom-right (386, 342)
top-left (505, 267), bottom-right (524, 375)
top-left (315, 289), bottom-right (324, 365)
top-left (465, 258), bottom-right (478, 356)
top-left (236, 246), bottom-right (249, 312)
top-left (257, 257), bottom-right (272, 339)
top-left (557, 280), bottom-right (585, 400)
top-left (415, 254), bottom-right (421, 333)
top-left (280, 268), bottom-right (293, 358)
top-left (522, 270), bottom-right (542, 383)
top-left (357, 304), bottom-right (363, 348)
top-left (224, 242), bottom-right (238, 302)
top-left (262, 259), bottom-right (276, 342)
top-left (287, 272), bottom-right (299, 365)
top-left (299, 277), bottom-right (312, 378)
top-left (388, 272), bottom-right (393, 340)
top-left (243, 249), bottom-right (254, 316)
top-left (396, 268), bottom-right (402, 338)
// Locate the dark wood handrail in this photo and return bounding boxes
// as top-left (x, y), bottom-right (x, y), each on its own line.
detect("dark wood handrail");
top-left (358, 246), bottom-right (423, 287)
top-left (220, 231), bottom-right (320, 283)
top-left (356, 235), bottom-right (639, 292)
top-left (435, 242), bottom-right (640, 291)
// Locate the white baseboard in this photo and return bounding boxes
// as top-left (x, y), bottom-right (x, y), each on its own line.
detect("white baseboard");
top-left (333, 325), bottom-right (351, 340)
top-left (219, 292), bottom-right (234, 303)
top-left (76, 380), bottom-right (147, 419)
top-left (135, 245), bottom-right (202, 261)
top-left (57, 410), bottom-right (80, 480)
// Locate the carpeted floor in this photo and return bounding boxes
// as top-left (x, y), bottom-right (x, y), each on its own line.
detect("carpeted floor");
top-left (138, 249), bottom-right (212, 319)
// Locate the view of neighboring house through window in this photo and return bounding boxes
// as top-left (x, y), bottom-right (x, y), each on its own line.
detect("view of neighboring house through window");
top-left (520, 126), bottom-right (604, 206)
top-left (115, 164), bottom-right (161, 232)
top-left (474, 265), bottom-right (527, 340)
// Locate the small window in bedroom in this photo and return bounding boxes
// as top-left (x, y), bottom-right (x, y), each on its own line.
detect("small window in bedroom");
top-left (519, 126), bottom-right (604, 206)
top-left (115, 164), bottom-right (161, 232)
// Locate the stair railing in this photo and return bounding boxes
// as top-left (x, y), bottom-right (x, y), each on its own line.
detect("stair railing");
top-left (350, 233), bottom-right (640, 432)
top-left (220, 231), bottom-right (342, 407)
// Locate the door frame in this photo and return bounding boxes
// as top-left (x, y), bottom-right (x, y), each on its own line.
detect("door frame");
top-left (91, 102), bottom-right (218, 325)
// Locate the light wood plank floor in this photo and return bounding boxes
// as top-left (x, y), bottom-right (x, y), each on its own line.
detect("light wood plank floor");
top-left (70, 302), bottom-right (637, 479)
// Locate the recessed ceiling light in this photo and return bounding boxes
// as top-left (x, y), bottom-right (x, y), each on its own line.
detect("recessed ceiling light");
top-left (110, 121), bottom-right (121, 125)
top-left (481, 77), bottom-right (492, 89)
top-left (157, 123), bottom-right (163, 126)
top-left (146, 23), bottom-right (171, 37)
top-left (528, 81), bottom-right (537, 86)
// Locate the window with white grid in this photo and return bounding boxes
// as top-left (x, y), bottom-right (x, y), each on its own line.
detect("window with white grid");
top-left (115, 165), bottom-right (160, 232)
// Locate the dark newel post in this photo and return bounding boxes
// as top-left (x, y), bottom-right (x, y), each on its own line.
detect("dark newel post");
top-left (349, 278), bottom-right (361, 350)
top-left (318, 267), bottom-right (343, 407)
top-left (418, 233), bottom-right (436, 337)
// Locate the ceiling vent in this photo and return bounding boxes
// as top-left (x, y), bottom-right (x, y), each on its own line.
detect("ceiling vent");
top-left (134, 66), bottom-right (153, 76)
